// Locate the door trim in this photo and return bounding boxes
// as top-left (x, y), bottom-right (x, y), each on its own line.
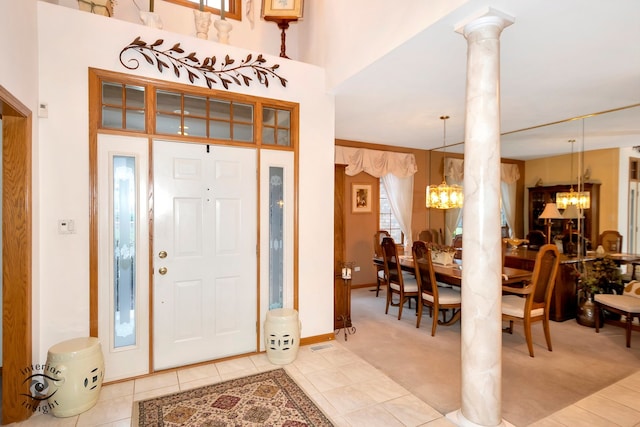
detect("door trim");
top-left (1, 85), bottom-right (33, 424)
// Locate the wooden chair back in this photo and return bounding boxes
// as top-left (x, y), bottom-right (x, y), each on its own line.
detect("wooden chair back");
top-left (412, 240), bottom-right (438, 298)
top-left (380, 236), bottom-right (401, 285)
top-left (599, 230), bottom-right (623, 252)
top-left (373, 230), bottom-right (390, 257)
top-left (530, 244), bottom-right (561, 310)
top-left (418, 229), bottom-right (434, 243)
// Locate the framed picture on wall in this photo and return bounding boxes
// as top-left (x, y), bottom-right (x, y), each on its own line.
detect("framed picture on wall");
top-left (352, 184), bottom-right (372, 213)
top-left (262, 0), bottom-right (304, 19)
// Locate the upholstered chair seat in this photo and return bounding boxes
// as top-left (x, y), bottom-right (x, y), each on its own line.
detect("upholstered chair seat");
top-left (595, 281), bottom-right (640, 347)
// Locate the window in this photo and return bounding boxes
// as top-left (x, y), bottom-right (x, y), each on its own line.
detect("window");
top-left (164, 0), bottom-right (242, 20)
top-left (262, 107), bottom-right (291, 146)
top-left (379, 181), bottom-right (403, 244)
top-left (155, 90), bottom-right (254, 141)
top-left (96, 71), bottom-right (297, 148)
top-left (101, 82), bottom-right (146, 131)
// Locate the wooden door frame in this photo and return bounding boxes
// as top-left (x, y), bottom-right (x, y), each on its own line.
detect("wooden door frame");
top-left (1, 85), bottom-right (33, 423)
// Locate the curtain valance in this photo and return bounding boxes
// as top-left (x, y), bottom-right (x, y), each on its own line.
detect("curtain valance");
top-left (445, 158), bottom-right (520, 184)
top-left (335, 146), bottom-right (418, 178)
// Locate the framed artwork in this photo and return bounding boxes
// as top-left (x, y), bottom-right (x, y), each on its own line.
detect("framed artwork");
top-left (261, 0), bottom-right (304, 19)
top-left (352, 184), bottom-right (372, 213)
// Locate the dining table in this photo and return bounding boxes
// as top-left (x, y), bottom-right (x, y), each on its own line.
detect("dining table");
top-left (372, 255), bottom-right (533, 287)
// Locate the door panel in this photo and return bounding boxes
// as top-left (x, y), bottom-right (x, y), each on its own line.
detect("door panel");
top-left (153, 140), bottom-right (256, 370)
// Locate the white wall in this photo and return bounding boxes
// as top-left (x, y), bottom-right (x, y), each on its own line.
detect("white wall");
top-left (35, 2), bottom-right (334, 363)
top-left (0, 0), bottom-right (42, 365)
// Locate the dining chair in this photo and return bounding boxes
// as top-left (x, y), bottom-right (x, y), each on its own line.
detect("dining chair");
top-left (502, 243), bottom-right (560, 357)
top-left (381, 237), bottom-right (419, 320)
top-left (373, 230), bottom-right (391, 297)
top-left (412, 240), bottom-right (461, 336)
top-left (452, 234), bottom-right (463, 259)
top-left (526, 230), bottom-right (546, 250)
top-left (594, 280), bottom-right (640, 348)
top-left (418, 229), bottom-right (434, 243)
top-left (598, 230), bottom-right (623, 253)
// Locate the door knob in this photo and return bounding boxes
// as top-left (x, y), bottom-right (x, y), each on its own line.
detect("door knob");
top-left (158, 267), bottom-right (168, 275)
top-left (158, 251), bottom-right (167, 259)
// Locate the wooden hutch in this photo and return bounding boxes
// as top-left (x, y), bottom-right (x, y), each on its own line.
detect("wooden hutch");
top-left (528, 183), bottom-right (601, 245)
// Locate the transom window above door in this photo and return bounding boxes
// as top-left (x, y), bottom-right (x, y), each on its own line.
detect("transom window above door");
top-left (164, 0), bottom-right (242, 20)
top-left (96, 71), bottom-right (297, 148)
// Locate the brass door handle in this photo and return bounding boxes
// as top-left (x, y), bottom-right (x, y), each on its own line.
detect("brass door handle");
top-left (159, 251), bottom-right (167, 259)
top-left (158, 267), bottom-right (168, 275)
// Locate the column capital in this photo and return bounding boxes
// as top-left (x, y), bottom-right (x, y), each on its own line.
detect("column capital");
top-left (455, 7), bottom-right (514, 38)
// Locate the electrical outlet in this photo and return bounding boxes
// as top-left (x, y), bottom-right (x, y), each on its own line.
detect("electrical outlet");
top-left (354, 266), bottom-right (360, 272)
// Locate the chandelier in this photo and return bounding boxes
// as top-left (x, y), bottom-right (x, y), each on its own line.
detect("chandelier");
top-left (426, 115), bottom-right (463, 209)
top-left (556, 139), bottom-right (590, 209)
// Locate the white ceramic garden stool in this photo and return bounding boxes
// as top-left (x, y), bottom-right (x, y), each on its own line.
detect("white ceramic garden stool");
top-left (264, 308), bottom-right (301, 365)
top-left (45, 337), bottom-right (104, 417)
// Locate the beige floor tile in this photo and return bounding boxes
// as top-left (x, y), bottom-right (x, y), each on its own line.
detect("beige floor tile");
top-left (322, 385), bottom-right (379, 414)
top-left (342, 404), bottom-right (405, 427)
top-left (176, 363), bottom-right (220, 383)
top-left (546, 404), bottom-right (619, 427)
top-left (179, 375), bottom-right (223, 391)
top-left (575, 393), bottom-right (640, 426)
top-left (597, 382), bottom-right (640, 411)
top-left (214, 357), bottom-right (256, 374)
top-left (8, 413), bottom-right (78, 426)
top-left (381, 394), bottom-right (442, 426)
top-left (98, 381), bottom-right (134, 402)
top-left (133, 384), bottom-right (180, 402)
top-left (218, 367), bottom-right (258, 381)
top-left (350, 376), bottom-right (410, 403)
top-left (305, 367), bottom-right (354, 392)
top-left (75, 395), bottom-right (132, 427)
top-left (133, 371), bottom-right (178, 393)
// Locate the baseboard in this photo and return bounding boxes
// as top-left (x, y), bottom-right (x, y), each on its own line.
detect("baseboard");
top-left (300, 333), bottom-right (335, 346)
top-left (351, 283), bottom-right (376, 289)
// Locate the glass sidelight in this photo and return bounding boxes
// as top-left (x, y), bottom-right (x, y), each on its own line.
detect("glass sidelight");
top-left (269, 167), bottom-right (284, 309)
top-left (113, 155), bottom-right (137, 348)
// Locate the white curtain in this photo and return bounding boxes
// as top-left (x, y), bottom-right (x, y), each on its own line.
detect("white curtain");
top-left (500, 163), bottom-right (521, 238)
top-left (381, 174), bottom-right (414, 251)
top-left (442, 158), bottom-right (520, 243)
top-left (444, 158), bottom-right (463, 245)
top-left (335, 146), bottom-right (417, 248)
top-left (334, 146), bottom-right (417, 178)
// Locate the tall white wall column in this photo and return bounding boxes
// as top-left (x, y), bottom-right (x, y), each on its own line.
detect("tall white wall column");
top-left (447, 9), bottom-right (514, 427)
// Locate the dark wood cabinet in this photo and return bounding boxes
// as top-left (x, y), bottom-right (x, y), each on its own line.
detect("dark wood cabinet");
top-left (528, 183), bottom-right (600, 245)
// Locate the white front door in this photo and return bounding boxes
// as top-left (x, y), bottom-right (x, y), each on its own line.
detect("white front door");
top-left (153, 140), bottom-right (257, 370)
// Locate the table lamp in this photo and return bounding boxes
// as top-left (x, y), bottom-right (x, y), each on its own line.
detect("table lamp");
top-left (538, 202), bottom-right (563, 244)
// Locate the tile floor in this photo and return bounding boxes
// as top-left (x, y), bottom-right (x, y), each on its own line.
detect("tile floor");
top-left (7, 339), bottom-right (640, 426)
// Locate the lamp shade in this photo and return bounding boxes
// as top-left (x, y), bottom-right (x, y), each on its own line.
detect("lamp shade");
top-left (538, 202), bottom-right (563, 219)
top-left (562, 204), bottom-right (583, 219)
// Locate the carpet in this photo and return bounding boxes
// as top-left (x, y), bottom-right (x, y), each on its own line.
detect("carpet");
top-left (132, 368), bottom-right (334, 426)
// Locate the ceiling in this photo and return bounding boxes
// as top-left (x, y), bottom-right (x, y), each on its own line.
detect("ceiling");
top-left (333, 0), bottom-right (640, 160)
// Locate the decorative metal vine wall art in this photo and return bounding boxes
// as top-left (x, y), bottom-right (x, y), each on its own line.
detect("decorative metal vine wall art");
top-left (119, 37), bottom-right (288, 89)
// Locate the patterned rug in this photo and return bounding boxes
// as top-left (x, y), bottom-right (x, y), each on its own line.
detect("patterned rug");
top-left (132, 368), bottom-right (334, 426)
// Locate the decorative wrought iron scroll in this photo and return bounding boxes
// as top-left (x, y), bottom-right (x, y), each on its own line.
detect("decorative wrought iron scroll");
top-left (119, 37), bottom-right (287, 89)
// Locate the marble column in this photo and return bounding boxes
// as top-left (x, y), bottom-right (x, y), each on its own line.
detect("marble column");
top-left (448, 9), bottom-right (514, 427)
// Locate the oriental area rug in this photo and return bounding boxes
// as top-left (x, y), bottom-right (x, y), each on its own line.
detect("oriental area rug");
top-left (133, 368), bottom-right (334, 426)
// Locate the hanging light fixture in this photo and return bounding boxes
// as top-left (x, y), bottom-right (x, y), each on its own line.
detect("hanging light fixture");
top-left (426, 116), bottom-right (463, 209)
top-left (556, 139), bottom-right (590, 209)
